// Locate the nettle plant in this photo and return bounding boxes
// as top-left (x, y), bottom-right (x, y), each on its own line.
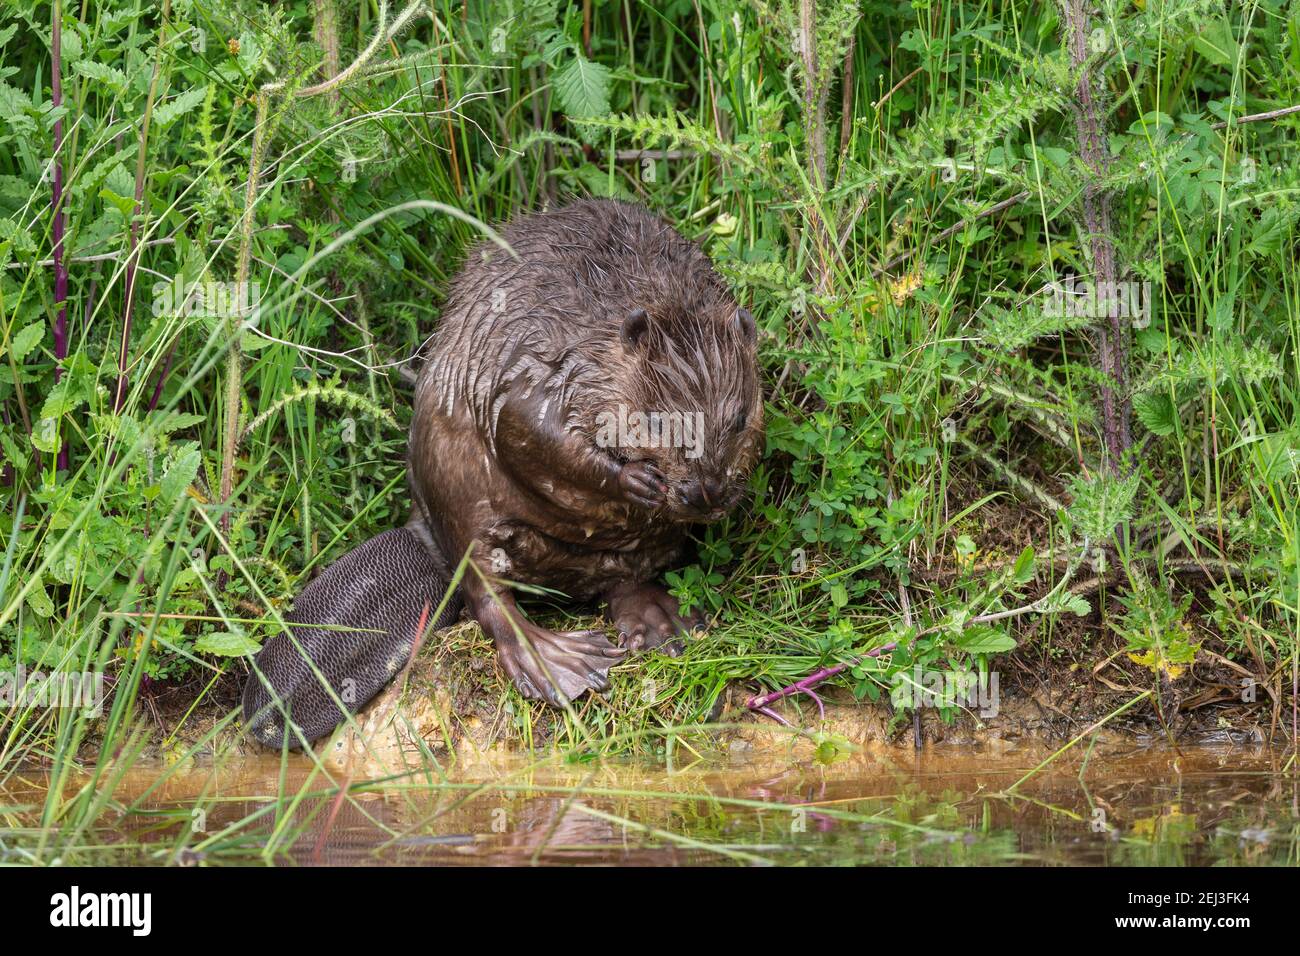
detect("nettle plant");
top-left (601, 0), bottom-right (1297, 720)
top-left (0, 2), bottom-right (440, 678)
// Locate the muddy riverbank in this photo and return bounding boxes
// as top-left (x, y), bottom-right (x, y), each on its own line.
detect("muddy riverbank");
top-left (111, 622), bottom-right (1280, 778)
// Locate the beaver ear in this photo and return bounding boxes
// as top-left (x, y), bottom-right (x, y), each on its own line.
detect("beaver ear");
top-left (733, 307), bottom-right (757, 344)
top-left (621, 308), bottom-right (651, 348)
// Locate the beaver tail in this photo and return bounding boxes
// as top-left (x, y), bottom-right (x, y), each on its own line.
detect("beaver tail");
top-left (241, 525), bottom-right (463, 749)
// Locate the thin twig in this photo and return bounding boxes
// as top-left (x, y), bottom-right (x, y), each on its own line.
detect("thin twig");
top-left (1211, 102), bottom-right (1300, 129)
top-left (873, 66), bottom-right (921, 110)
top-left (872, 191), bottom-right (1030, 277)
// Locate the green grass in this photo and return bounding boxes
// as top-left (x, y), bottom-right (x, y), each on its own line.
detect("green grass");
top-left (1, 0), bottom-right (1299, 858)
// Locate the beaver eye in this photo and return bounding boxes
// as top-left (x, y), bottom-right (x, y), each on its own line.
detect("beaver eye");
top-left (730, 410), bottom-right (747, 434)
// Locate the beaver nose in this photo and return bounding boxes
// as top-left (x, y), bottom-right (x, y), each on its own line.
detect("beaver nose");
top-left (683, 478), bottom-right (727, 510)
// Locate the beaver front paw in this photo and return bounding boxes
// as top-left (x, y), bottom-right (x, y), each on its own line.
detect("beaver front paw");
top-left (606, 582), bottom-right (705, 657)
top-left (496, 623), bottom-right (626, 705)
top-left (617, 460), bottom-right (668, 510)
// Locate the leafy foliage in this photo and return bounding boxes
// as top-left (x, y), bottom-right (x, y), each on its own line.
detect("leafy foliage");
top-left (0, 0), bottom-right (1297, 752)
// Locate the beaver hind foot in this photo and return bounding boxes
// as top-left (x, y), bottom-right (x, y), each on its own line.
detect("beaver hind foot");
top-left (241, 526), bottom-right (462, 749)
top-left (470, 586), bottom-right (625, 706)
top-left (606, 582), bottom-right (705, 657)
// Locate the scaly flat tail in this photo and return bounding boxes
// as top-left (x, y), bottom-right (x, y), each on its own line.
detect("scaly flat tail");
top-left (242, 526), bottom-right (462, 749)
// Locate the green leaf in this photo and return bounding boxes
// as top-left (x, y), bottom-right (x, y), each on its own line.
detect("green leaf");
top-left (153, 85), bottom-right (208, 129)
top-left (159, 444), bottom-right (201, 508)
top-left (955, 626), bottom-right (1017, 654)
top-left (72, 60), bottom-right (129, 94)
top-left (149, 411), bottom-right (206, 434)
top-left (26, 575), bottom-right (55, 618)
top-left (0, 427), bottom-right (28, 471)
top-left (10, 321), bottom-right (44, 362)
top-left (1208, 296), bottom-right (1234, 333)
top-left (1192, 19), bottom-right (1237, 67)
top-left (31, 416), bottom-right (59, 454)
top-left (553, 54), bottom-right (611, 119)
top-left (194, 632), bottom-right (262, 657)
top-left (0, 81), bottom-right (36, 135)
top-left (1012, 545), bottom-right (1035, 585)
top-left (1064, 594), bottom-right (1091, 617)
top-left (1134, 392), bottom-right (1177, 437)
top-left (99, 186), bottom-right (136, 219)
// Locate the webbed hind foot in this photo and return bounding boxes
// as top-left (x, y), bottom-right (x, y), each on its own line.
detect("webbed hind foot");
top-left (472, 586), bottom-right (625, 706)
top-left (605, 582), bottom-right (704, 657)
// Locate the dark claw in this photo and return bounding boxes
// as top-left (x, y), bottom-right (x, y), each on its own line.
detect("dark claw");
top-left (618, 460), bottom-right (668, 509)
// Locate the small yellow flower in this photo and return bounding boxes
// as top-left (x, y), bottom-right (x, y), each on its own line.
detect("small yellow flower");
top-left (889, 269), bottom-right (923, 305)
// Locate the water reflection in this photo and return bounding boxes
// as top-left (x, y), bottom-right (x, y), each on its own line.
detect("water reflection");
top-left (2, 745), bottom-right (1296, 866)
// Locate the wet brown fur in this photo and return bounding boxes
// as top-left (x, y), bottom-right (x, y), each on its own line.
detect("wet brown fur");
top-left (408, 199), bottom-right (763, 703)
top-left (411, 199), bottom-right (763, 598)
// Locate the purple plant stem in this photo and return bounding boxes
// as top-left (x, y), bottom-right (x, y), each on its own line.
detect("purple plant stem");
top-left (746, 641), bottom-right (898, 718)
top-left (51, 2), bottom-right (69, 470)
top-left (806, 687), bottom-right (826, 721)
top-left (147, 336), bottom-right (178, 412)
top-left (755, 706), bottom-right (791, 727)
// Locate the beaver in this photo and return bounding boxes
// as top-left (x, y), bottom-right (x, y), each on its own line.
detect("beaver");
top-left (242, 198), bottom-right (764, 748)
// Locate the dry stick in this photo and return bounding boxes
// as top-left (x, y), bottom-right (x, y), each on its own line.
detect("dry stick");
top-left (1061, 0), bottom-right (1129, 471)
top-left (798, 0), bottom-right (825, 188)
top-left (874, 66), bottom-right (921, 110)
top-left (837, 34), bottom-right (856, 159)
top-left (1211, 102), bottom-right (1300, 129)
top-left (50, 0), bottom-right (69, 471)
top-left (796, 0), bottom-right (837, 301)
top-left (112, 0), bottom-right (171, 414)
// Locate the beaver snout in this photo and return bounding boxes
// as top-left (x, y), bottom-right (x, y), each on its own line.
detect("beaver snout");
top-left (674, 477), bottom-right (737, 521)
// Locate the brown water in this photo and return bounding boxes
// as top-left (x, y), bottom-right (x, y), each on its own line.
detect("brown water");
top-left (3, 745), bottom-right (1298, 865)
